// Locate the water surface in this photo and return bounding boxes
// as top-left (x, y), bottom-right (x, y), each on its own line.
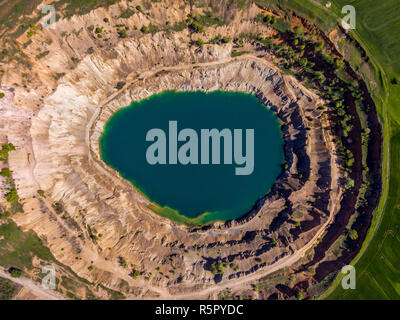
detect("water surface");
top-left (100, 91), bottom-right (284, 225)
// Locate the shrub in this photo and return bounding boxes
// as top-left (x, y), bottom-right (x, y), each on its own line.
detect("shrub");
top-left (115, 82), bottom-right (126, 90)
top-left (52, 202), bottom-right (64, 214)
top-left (0, 168), bottom-right (11, 177)
top-left (349, 229), bottom-right (358, 241)
top-left (9, 268), bottom-right (23, 278)
top-left (0, 92), bottom-right (4, 98)
top-left (131, 270), bottom-right (141, 279)
top-left (0, 143), bottom-right (16, 161)
top-left (119, 257), bottom-right (127, 268)
top-left (120, 9), bottom-right (134, 19)
top-left (5, 189), bottom-right (18, 203)
top-left (296, 291), bottom-right (304, 300)
top-left (172, 21), bottom-right (187, 31)
top-left (196, 38), bottom-right (204, 46)
top-left (344, 177), bottom-right (355, 190)
top-left (118, 29), bottom-right (128, 38)
top-left (189, 21), bottom-right (205, 33)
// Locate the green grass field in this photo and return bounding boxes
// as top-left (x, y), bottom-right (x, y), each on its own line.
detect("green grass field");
top-left (262, 0), bottom-right (400, 299)
top-left (0, 221), bottom-right (55, 270)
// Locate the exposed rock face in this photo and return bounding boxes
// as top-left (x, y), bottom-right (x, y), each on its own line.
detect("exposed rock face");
top-left (0, 0), bottom-right (374, 299)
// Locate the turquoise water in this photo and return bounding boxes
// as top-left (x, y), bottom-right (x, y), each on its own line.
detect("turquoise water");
top-left (100, 91), bottom-right (284, 225)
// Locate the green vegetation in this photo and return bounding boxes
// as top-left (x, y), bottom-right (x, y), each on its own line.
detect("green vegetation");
top-left (210, 261), bottom-right (226, 275)
top-left (0, 92), bottom-right (4, 98)
top-left (189, 21), bottom-right (204, 33)
top-left (119, 257), bottom-right (127, 268)
top-left (230, 263), bottom-right (240, 271)
top-left (115, 81), bottom-right (126, 90)
top-left (0, 221), bottom-right (55, 270)
top-left (0, 277), bottom-right (18, 300)
top-left (117, 28), bottom-right (128, 38)
top-left (5, 188), bottom-right (18, 203)
top-left (0, 168), bottom-right (11, 177)
top-left (131, 270), bottom-right (141, 279)
top-left (188, 11), bottom-right (226, 34)
top-left (231, 50), bottom-right (249, 57)
top-left (171, 21), bottom-right (187, 32)
top-left (51, 72), bottom-right (66, 81)
top-left (36, 50), bottom-right (50, 60)
top-left (97, 283), bottom-right (125, 300)
top-left (9, 267), bottom-right (23, 278)
top-left (119, 8), bottom-right (134, 19)
top-left (49, 0), bottom-right (119, 18)
top-left (252, 0), bottom-right (400, 299)
top-left (52, 201), bottom-right (64, 214)
top-left (0, 143), bottom-right (16, 162)
top-left (348, 229), bottom-right (359, 241)
top-left (195, 38), bottom-right (204, 46)
top-left (296, 291), bottom-right (304, 300)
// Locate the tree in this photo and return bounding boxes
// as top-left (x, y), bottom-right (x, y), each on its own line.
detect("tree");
top-left (5, 188), bottom-right (18, 203)
top-left (9, 268), bottom-right (22, 278)
top-left (0, 143), bottom-right (16, 161)
top-left (196, 38), bottom-right (204, 46)
top-left (131, 270), bottom-right (141, 279)
top-left (119, 257), bottom-right (127, 268)
top-left (296, 291), bottom-right (304, 300)
top-left (349, 229), bottom-right (358, 241)
top-left (115, 82), bottom-right (126, 90)
top-left (0, 168), bottom-right (11, 177)
top-left (52, 201), bottom-right (64, 214)
top-left (189, 21), bottom-right (204, 33)
top-left (263, 15), bottom-right (272, 24)
top-left (140, 25), bottom-right (148, 33)
top-left (344, 177), bottom-right (355, 190)
top-left (118, 29), bottom-right (128, 38)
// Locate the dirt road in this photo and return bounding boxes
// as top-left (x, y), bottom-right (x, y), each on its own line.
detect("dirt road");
top-left (0, 268), bottom-right (65, 300)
